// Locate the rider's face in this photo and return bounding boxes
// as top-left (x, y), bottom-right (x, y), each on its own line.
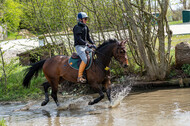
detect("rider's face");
top-left (81, 18), bottom-right (87, 24)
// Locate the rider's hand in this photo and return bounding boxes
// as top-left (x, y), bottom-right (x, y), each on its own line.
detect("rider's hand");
top-left (85, 43), bottom-right (90, 47)
top-left (91, 44), bottom-right (96, 49)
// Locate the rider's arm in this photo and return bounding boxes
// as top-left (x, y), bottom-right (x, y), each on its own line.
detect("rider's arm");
top-left (87, 27), bottom-right (94, 44)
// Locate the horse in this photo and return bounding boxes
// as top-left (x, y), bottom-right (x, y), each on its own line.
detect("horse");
top-left (23, 39), bottom-right (128, 106)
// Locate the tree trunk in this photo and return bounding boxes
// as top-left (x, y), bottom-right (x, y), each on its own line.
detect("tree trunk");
top-left (122, 0), bottom-right (171, 80)
top-left (0, 46), bottom-right (7, 86)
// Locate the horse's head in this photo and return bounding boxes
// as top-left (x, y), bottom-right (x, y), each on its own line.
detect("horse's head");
top-left (113, 40), bottom-right (128, 68)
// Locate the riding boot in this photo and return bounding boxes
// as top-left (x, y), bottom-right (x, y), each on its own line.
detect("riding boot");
top-left (77, 61), bottom-right (87, 83)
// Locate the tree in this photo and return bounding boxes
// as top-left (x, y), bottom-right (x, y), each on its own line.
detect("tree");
top-left (1, 0), bottom-right (23, 32)
top-left (180, 0), bottom-right (188, 9)
top-left (122, 0), bottom-right (172, 80)
top-left (0, 46), bottom-right (7, 86)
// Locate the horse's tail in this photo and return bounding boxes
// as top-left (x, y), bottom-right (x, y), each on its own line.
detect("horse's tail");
top-left (23, 60), bottom-right (46, 88)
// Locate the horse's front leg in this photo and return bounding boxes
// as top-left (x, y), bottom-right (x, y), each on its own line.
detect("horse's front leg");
top-left (103, 77), bottom-right (111, 102)
top-left (88, 84), bottom-right (104, 105)
top-left (106, 87), bottom-right (111, 102)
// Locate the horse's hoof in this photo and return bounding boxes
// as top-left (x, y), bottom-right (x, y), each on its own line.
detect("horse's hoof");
top-left (109, 99), bottom-right (112, 103)
top-left (56, 102), bottom-right (60, 107)
top-left (88, 101), bottom-right (93, 105)
top-left (41, 101), bottom-right (48, 106)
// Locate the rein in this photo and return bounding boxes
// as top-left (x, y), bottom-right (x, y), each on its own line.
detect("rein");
top-left (89, 40), bottom-right (119, 73)
top-left (93, 49), bottom-right (112, 72)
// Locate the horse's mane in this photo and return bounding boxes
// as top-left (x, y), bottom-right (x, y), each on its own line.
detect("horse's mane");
top-left (96, 39), bottom-right (118, 51)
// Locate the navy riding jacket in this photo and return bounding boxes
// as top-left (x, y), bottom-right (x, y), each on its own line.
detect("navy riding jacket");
top-left (73, 22), bottom-right (94, 46)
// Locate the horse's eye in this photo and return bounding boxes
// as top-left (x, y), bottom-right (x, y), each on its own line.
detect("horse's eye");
top-left (120, 50), bottom-right (126, 53)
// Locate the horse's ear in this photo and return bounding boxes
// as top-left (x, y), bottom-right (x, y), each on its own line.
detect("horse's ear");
top-left (120, 40), bottom-right (127, 46)
top-left (124, 40), bottom-right (127, 44)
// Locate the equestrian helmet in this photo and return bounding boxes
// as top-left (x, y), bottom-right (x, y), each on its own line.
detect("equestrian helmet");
top-left (77, 12), bottom-right (88, 21)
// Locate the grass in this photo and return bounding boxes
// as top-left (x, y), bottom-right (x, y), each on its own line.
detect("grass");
top-left (5, 32), bottom-right (23, 40)
top-left (168, 20), bottom-right (183, 25)
top-left (0, 61), bottom-right (45, 101)
top-left (171, 34), bottom-right (190, 44)
top-left (0, 119), bottom-right (7, 126)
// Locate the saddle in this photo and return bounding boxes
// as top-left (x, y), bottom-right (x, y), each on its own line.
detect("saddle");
top-left (68, 51), bottom-right (93, 70)
top-left (71, 52), bottom-right (80, 59)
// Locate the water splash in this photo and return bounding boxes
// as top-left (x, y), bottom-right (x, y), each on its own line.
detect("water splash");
top-left (109, 85), bottom-right (131, 108)
top-left (57, 96), bottom-right (92, 110)
top-left (109, 76), bottom-right (133, 108)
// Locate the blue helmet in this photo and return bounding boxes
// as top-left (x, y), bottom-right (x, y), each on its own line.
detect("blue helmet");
top-left (77, 12), bottom-right (88, 21)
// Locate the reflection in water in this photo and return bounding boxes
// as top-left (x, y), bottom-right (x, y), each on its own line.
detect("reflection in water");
top-left (1, 88), bottom-right (190, 126)
top-left (42, 110), bottom-right (52, 126)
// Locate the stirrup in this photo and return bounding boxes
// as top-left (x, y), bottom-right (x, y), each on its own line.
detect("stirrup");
top-left (77, 77), bottom-right (87, 83)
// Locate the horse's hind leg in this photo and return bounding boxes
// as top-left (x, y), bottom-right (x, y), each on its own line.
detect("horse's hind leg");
top-left (41, 82), bottom-right (50, 106)
top-left (88, 84), bottom-right (104, 105)
top-left (50, 81), bottom-right (60, 106)
top-left (51, 89), bottom-right (59, 106)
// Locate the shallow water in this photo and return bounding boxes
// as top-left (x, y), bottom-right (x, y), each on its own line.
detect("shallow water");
top-left (1, 87), bottom-right (190, 126)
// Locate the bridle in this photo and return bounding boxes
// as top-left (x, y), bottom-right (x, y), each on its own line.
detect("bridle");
top-left (92, 44), bottom-right (121, 71)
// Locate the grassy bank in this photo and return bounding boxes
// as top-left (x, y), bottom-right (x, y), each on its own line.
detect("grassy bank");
top-left (0, 61), bottom-right (45, 101)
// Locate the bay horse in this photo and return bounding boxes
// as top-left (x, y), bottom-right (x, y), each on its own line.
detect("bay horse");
top-left (23, 39), bottom-right (128, 106)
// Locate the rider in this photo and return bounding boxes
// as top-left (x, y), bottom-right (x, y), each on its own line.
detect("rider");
top-left (73, 12), bottom-right (95, 83)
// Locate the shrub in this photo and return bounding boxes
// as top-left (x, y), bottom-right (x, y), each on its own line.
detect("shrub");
top-left (182, 64), bottom-right (190, 76)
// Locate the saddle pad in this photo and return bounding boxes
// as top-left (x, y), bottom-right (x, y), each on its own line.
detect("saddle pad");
top-left (68, 52), bottom-right (92, 70)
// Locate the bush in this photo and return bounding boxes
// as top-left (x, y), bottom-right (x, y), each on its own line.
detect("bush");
top-left (110, 60), bottom-right (125, 77)
top-left (182, 64), bottom-right (190, 76)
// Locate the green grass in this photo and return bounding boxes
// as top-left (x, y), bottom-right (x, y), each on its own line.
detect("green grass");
top-left (5, 32), bottom-right (23, 40)
top-left (161, 34), bottom-right (190, 51)
top-left (0, 118), bottom-right (7, 126)
top-left (0, 62), bottom-right (45, 101)
top-left (171, 34), bottom-right (190, 44)
top-left (168, 20), bottom-right (183, 25)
